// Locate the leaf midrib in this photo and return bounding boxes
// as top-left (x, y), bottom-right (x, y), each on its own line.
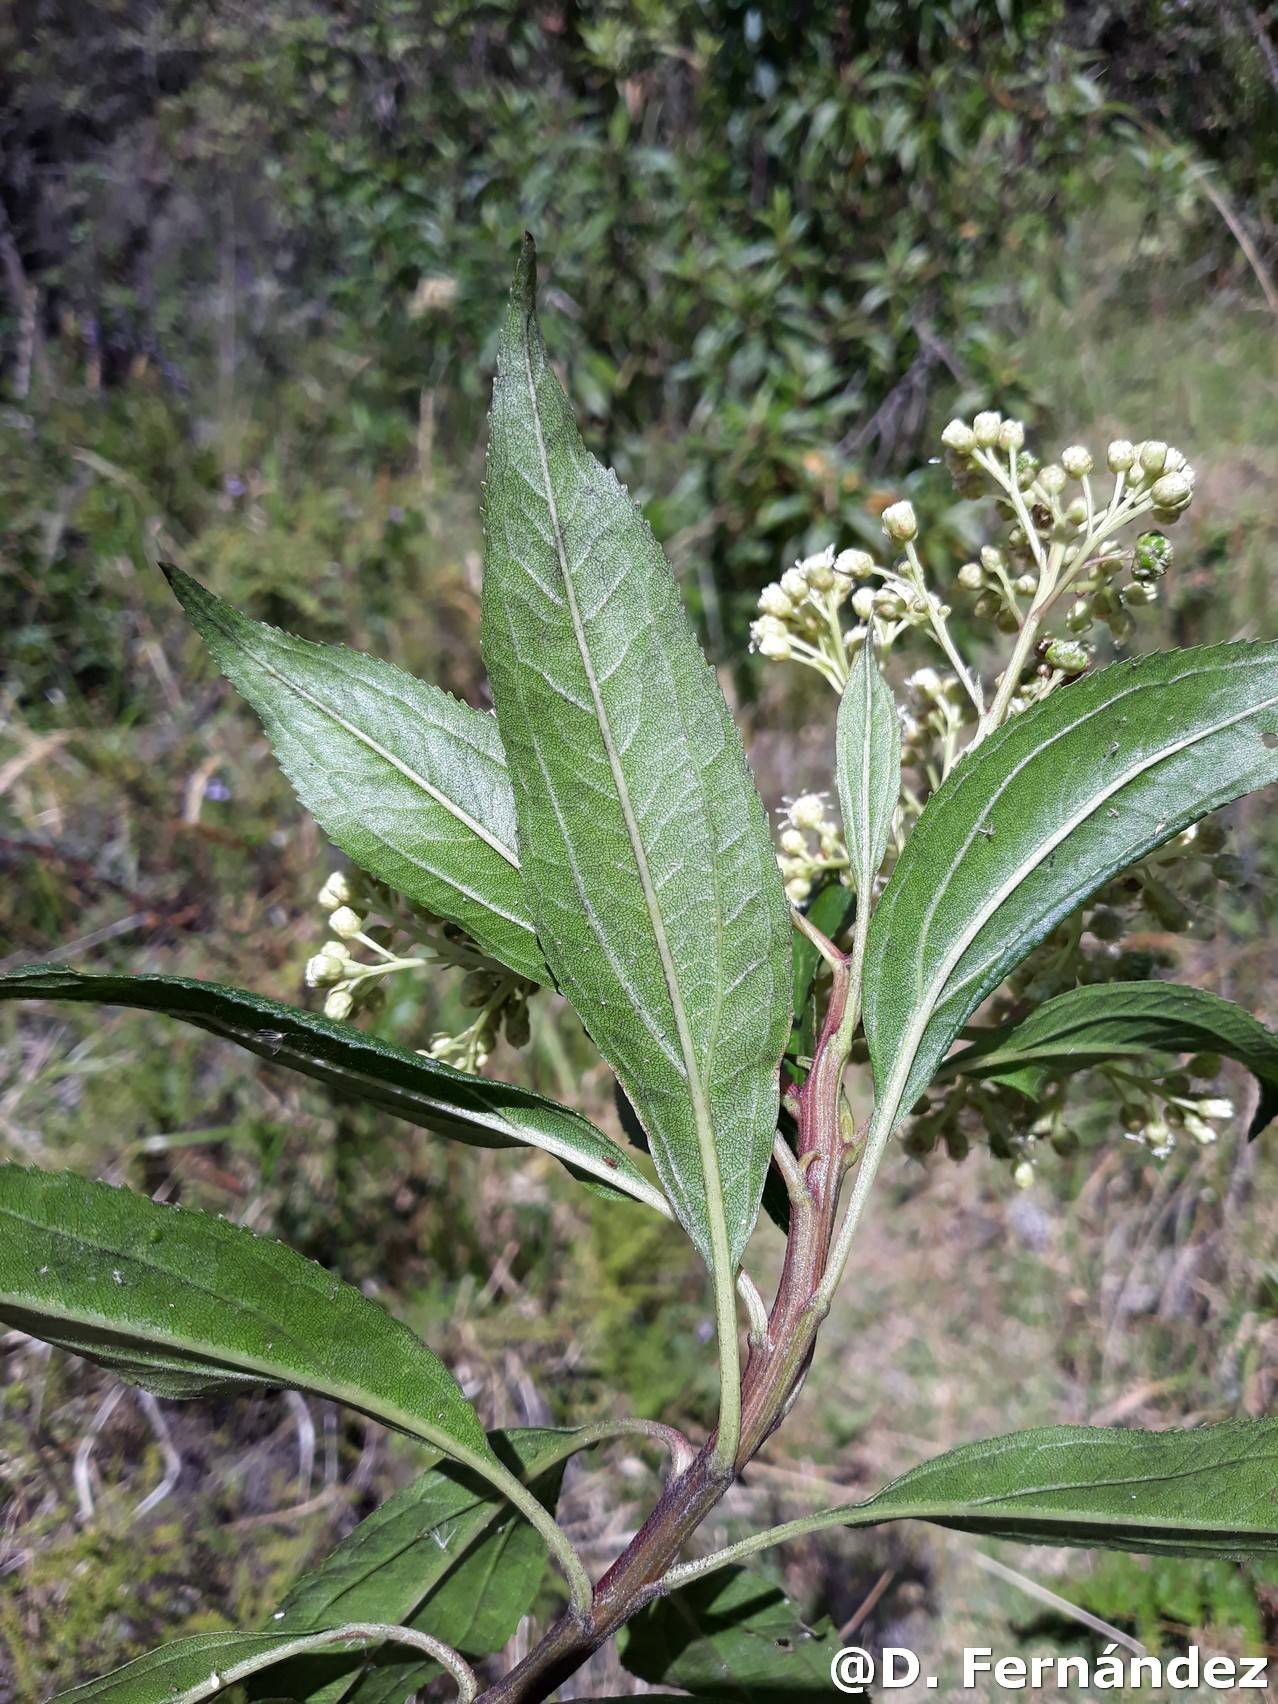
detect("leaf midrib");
top-left (877, 672), bottom-right (1278, 1134)
top-left (517, 321), bottom-right (732, 1264)
top-left (205, 601), bottom-right (521, 870)
top-left (0, 1200), bottom-right (486, 1460)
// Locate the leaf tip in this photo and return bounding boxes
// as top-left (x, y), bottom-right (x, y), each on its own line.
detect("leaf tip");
top-left (513, 232), bottom-right (538, 313)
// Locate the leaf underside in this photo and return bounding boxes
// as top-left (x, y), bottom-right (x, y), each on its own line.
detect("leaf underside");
top-left (864, 642), bottom-right (1278, 1123)
top-left (944, 979), bottom-right (1278, 1137)
top-left (831, 1417), bottom-right (1278, 1557)
top-left (0, 965), bottom-right (656, 1207)
top-left (165, 565), bottom-right (548, 983)
top-left (481, 237), bottom-right (792, 1267)
top-left (836, 638), bottom-right (901, 899)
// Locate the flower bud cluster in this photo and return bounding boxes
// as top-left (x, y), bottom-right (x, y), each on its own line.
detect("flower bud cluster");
top-left (750, 545), bottom-right (876, 686)
top-left (1120, 1073), bottom-right (1235, 1157)
top-left (303, 865), bottom-right (537, 1073)
top-left (775, 793), bottom-right (848, 904)
top-left (426, 969), bottom-right (534, 1073)
top-left (942, 416), bottom-right (1195, 689)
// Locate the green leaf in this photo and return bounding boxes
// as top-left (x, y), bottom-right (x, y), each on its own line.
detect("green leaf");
top-left (252, 1428), bottom-right (580, 1703)
top-left (820, 1417), bottom-right (1278, 1557)
top-left (942, 980), bottom-right (1278, 1137)
top-left (164, 566), bottom-right (547, 983)
top-left (0, 1164), bottom-right (495, 1466)
top-left (622, 1566), bottom-right (842, 1698)
top-left (863, 643), bottom-right (1278, 1128)
top-left (669, 1419), bottom-right (1278, 1592)
top-left (835, 638), bottom-right (900, 901)
top-left (481, 238), bottom-right (792, 1268)
top-left (49, 1625), bottom-right (473, 1704)
top-left (0, 966), bottom-right (664, 1210)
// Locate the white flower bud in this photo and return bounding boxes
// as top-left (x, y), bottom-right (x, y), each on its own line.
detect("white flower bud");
top-left (957, 562), bottom-right (984, 590)
top-left (1183, 1113), bottom-right (1216, 1146)
top-left (328, 905), bottom-right (364, 940)
top-left (1107, 439), bottom-right (1135, 473)
top-left (324, 988), bottom-right (355, 1022)
top-left (1061, 445), bottom-right (1093, 478)
top-left (806, 561), bottom-right (836, 591)
top-left (780, 567), bottom-right (809, 601)
top-left (318, 871), bottom-right (353, 912)
top-left (876, 589), bottom-right (907, 618)
top-left (800, 545), bottom-right (841, 586)
top-left (881, 500), bottom-right (918, 543)
top-left (757, 583), bottom-right (793, 618)
top-left (907, 667), bottom-right (942, 699)
top-left (979, 545), bottom-right (1004, 572)
top-left (1162, 446), bottom-right (1186, 472)
top-left (997, 419), bottom-right (1025, 453)
top-left (1150, 471), bottom-right (1193, 511)
top-left (305, 951), bottom-right (346, 989)
top-left (789, 794), bottom-right (828, 831)
top-left (1014, 573), bottom-right (1037, 596)
top-left (1197, 1097), bottom-right (1235, 1121)
top-left (850, 586), bottom-right (877, 619)
top-left (834, 548), bottom-right (876, 580)
top-left (1039, 463), bottom-right (1066, 495)
top-left (756, 628), bottom-right (792, 660)
top-left (941, 418), bottom-right (975, 453)
top-left (785, 876), bottom-right (812, 903)
top-left (1012, 1159), bottom-right (1036, 1189)
top-left (972, 410), bottom-right (1002, 447)
top-left (1140, 440), bottom-right (1168, 475)
top-left (779, 827), bottom-right (806, 855)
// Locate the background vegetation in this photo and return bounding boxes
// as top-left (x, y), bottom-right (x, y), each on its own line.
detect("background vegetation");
top-left (2, 2), bottom-right (1278, 1696)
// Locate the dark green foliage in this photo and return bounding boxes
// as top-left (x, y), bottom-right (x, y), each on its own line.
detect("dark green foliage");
top-left (4, 0), bottom-right (1263, 664)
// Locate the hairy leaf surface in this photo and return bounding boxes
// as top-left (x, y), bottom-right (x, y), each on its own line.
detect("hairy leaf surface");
top-left (943, 980), bottom-right (1278, 1136)
top-left (0, 966), bottom-right (660, 1208)
top-left (481, 238), bottom-right (792, 1267)
top-left (166, 566), bottom-right (546, 982)
top-left (836, 639), bottom-right (900, 900)
top-left (0, 1165), bottom-right (494, 1468)
top-left (863, 643), bottom-right (1278, 1126)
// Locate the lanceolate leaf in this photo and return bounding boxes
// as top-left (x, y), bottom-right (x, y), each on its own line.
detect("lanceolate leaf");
top-left (835, 638), bottom-right (900, 900)
top-left (254, 1428), bottom-right (580, 1704)
top-left (481, 238), bottom-right (792, 1268)
top-left (0, 966), bottom-right (664, 1210)
top-left (780, 1419), bottom-right (1278, 1562)
top-left (0, 1165), bottom-right (496, 1458)
top-left (50, 1625), bottom-right (475, 1704)
top-left (622, 1567), bottom-right (842, 1697)
top-left (942, 980), bottom-right (1278, 1137)
top-left (663, 1419), bottom-right (1278, 1610)
top-left (0, 1166), bottom-right (592, 1612)
top-left (863, 643), bottom-right (1278, 1129)
top-left (165, 566), bottom-right (547, 983)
